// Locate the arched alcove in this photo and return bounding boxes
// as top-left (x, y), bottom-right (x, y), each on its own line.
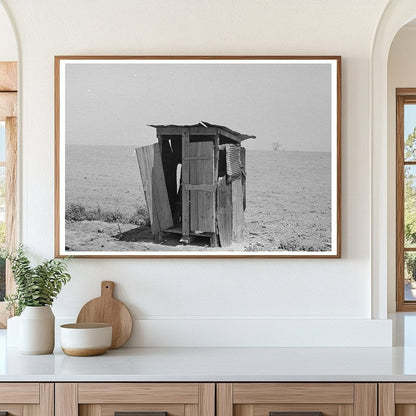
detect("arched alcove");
top-left (386, 21), bottom-right (416, 314)
top-left (371, 1), bottom-right (416, 319)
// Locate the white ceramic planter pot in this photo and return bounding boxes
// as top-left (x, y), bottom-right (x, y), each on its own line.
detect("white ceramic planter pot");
top-left (19, 306), bottom-right (55, 354)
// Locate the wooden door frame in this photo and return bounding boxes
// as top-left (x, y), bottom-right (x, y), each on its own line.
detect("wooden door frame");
top-left (0, 62), bottom-right (17, 327)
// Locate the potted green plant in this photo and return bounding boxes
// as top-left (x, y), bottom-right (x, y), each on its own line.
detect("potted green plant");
top-left (4, 246), bottom-right (71, 354)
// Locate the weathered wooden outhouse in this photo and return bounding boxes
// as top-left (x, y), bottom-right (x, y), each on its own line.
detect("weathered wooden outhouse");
top-left (136, 122), bottom-right (255, 247)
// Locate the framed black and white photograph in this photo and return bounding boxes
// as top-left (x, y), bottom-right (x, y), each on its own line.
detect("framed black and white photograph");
top-left (55, 56), bottom-right (341, 258)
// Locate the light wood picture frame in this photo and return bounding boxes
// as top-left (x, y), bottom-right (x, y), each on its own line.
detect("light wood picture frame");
top-left (55, 56), bottom-right (341, 258)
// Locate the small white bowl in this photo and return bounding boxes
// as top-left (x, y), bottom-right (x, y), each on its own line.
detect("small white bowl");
top-left (60, 323), bottom-right (112, 356)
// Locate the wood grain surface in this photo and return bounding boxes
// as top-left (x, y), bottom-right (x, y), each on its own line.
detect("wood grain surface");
top-left (77, 281), bottom-right (133, 349)
top-left (232, 383), bottom-right (354, 404)
top-left (354, 383), bottom-right (377, 416)
top-left (0, 92), bottom-right (16, 121)
top-left (0, 62), bottom-right (17, 92)
top-left (62, 346), bottom-right (110, 357)
top-left (379, 383), bottom-right (395, 416)
top-left (78, 383), bottom-right (199, 404)
top-left (55, 383), bottom-right (78, 416)
top-left (0, 383), bottom-right (39, 403)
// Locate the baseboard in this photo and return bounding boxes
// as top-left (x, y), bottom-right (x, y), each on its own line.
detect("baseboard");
top-left (53, 316), bottom-right (393, 348)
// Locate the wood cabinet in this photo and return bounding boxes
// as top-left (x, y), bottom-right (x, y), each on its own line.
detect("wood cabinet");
top-left (4, 381), bottom-right (416, 416)
top-left (379, 383), bottom-right (416, 416)
top-left (55, 383), bottom-right (215, 416)
top-left (0, 383), bottom-right (53, 416)
top-left (217, 383), bottom-right (377, 416)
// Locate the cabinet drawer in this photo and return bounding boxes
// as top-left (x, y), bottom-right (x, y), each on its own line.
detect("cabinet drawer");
top-left (78, 383), bottom-right (200, 404)
top-left (217, 383), bottom-right (376, 416)
top-left (56, 383), bottom-right (215, 416)
top-left (0, 383), bottom-right (53, 415)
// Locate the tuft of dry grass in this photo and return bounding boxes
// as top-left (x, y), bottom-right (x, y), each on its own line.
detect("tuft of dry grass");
top-left (66, 203), bottom-right (150, 226)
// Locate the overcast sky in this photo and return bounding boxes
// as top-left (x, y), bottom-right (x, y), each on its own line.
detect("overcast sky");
top-left (65, 61), bottom-right (332, 152)
top-left (406, 105), bottom-right (416, 139)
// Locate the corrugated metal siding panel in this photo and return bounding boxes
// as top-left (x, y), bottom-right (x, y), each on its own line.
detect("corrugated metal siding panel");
top-left (226, 144), bottom-right (241, 184)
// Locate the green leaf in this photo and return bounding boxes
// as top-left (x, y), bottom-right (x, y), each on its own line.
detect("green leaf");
top-left (5, 245), bottom-right (71, 315)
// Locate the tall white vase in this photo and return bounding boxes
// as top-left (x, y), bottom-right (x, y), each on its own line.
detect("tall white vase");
top-left (19, 306), bottom-right (55, 354)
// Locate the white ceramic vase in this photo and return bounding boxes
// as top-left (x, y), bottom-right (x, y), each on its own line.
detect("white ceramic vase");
top-left (19, 306), bottom-right (55, 354)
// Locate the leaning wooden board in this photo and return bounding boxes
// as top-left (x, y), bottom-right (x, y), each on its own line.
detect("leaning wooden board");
top-left (77, 281), bottom-right (133, 349)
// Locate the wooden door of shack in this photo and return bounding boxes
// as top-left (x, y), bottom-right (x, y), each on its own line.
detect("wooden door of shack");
top-left (136, 122), bottom-right (255, 247)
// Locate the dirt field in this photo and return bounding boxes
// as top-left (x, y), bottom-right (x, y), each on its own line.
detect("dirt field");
top-left (65, 145), bottom-right (331, 253)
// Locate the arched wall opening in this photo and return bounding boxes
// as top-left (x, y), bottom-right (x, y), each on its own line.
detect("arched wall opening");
top-left (387, 20), bottom-right (416, 313)
top-left (372, 1), bottom-right (416, 319)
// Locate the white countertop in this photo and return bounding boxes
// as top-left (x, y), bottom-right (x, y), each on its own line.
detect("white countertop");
top-left (2, 313), bottom-right (416, 382)
top-left (2, 345), bottom-right (416, 382)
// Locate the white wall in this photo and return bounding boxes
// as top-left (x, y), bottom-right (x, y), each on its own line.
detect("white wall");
top-left (387, 26), bottom-right (416, 312)
top-left (0, 0), bottom-right (393, 347)
top-left (0, 3), bottom-right (16, 61)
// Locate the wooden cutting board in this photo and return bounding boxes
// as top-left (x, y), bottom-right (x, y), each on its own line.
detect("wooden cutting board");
top-left (76, 281), bottom-right (133, 349)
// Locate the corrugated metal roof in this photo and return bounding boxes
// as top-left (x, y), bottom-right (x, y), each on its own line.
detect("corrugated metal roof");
top-left (149, 121), bottom-right (256, 142)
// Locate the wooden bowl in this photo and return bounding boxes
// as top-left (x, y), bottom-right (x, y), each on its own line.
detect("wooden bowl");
top-left (60, 323), bottom-right (112, 356)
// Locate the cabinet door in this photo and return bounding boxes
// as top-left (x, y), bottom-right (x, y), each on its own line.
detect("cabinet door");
top-left (217, 383), bottom-right (376, 416)
top-left (0, 383), bottom-right (53, 415)
top-left (379, 383), bottom-right (416, 416)
top-left (56, 383), bottom-right (215, 416)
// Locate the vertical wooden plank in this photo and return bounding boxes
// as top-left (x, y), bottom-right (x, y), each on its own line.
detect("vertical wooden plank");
top-left (354, 383), bottom-right (377, 416)
top-left (137, 145), bottom-right (156, 232)
top-left (338, 404), bottom-right (353, 416)
top-left (240, 147), bottom-right (246, 211)
top-left (136, 143), bottom-right (173, 236)
top-left (397, 94), bottom-right (405, 311)
top-left (199, 383), bottom-right (215, 416)
top-left (202, 143), bottom-right (215, 234)
top-left (189, 143), bottom-right (199, 233)
top-left (0, 62), bottom-right (17, 92)
top-left (189, 142), bottom-right (215, 233)
top-left (152, 143), bottom-right (174, 233)
top-left (336, 55), bottom-right (342, 259)
top-left (23, 405), bottom-right (38, 416)
top-left (5, 116), bottom-right (17, 293)
top-left (181, 128), bottom-right (190, 242)
top-left (214, 133), bottom-right (219, 180)
top-left (217, 384), bottom-right (233, 416)
top-left (379, 383), bottom-right (395, 416)
top-left (185, 404), bottom-right (199, 416)
top-left (39, 383), bottom-right (54, 416)
top-left (231, 178), bottom-right (244, 241)
top-left (54, 56), bottom-right (61, 258)
top-left (196, 145), bottom-right (205, 232)
top-left (217, 177), bottom-right (232, 247)
top-left (55, 383), bottom-right (78, 416)
top-left (213, 133), bottom-right (220, 241)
